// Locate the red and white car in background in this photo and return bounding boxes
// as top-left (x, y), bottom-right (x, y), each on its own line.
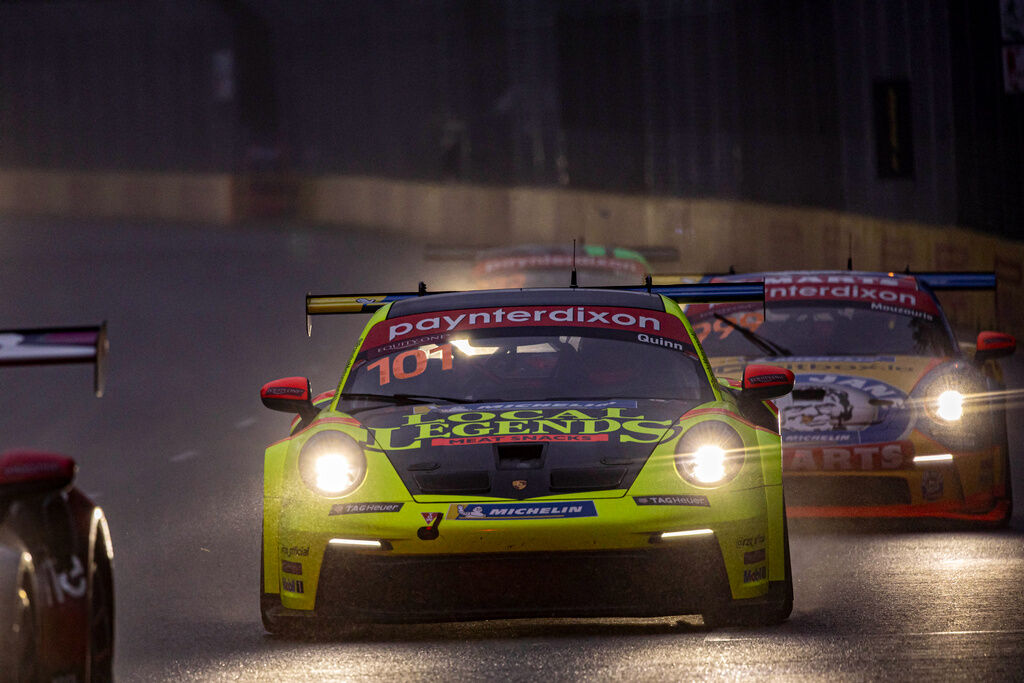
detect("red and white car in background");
top-left (0, 324), bottom-right (115, 681)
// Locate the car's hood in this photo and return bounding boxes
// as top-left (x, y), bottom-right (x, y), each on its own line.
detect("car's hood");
top-left (355, 399), bottom-right (697, 500)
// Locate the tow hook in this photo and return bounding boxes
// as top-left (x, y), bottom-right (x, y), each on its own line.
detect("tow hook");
top-left (417, 513), bottom-right (443, 541)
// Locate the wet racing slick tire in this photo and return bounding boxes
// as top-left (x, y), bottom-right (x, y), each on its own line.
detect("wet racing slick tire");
top-left (0, 550), bottom-right (37, 683)
top-left (702, 512), bottom-right (793, 629)
top-left (993, 446), bottom-right (1013, 528)
top-left (989, 401), bottom-right (1013, 528)
top-left (86, 534), bottom-right (115, 683)
top-left (9, 576), bottom-right (36, 683)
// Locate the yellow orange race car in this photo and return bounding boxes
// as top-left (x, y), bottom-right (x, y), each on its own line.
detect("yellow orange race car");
top-left (258, 282), bottom-right (795, 633)
top-left (687, 271), bottom-right (1015, 524)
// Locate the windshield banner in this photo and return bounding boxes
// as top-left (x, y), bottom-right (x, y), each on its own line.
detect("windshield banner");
top-left (688, 274), bottom-right (940, 320)
top-left (365, 306), bottom-right (692, 348)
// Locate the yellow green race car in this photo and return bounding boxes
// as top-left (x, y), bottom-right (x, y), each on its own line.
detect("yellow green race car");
top-left (258, 283), bottom-right (794, 633)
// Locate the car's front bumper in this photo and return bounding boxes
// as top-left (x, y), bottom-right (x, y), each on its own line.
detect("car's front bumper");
top-left (783, 446), bottom-right (1008, 520)
top-left (267, 485), bottom-right (783, 619)
top-left (312, 539), bottom-right (728, 622)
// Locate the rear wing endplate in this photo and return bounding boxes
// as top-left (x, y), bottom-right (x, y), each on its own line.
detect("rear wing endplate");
top-left (0, 322), bottom-right (108, 396)
top-left (305, 282), bottom-right (764, 334)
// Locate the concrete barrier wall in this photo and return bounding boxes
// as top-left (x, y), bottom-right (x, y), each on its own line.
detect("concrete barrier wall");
top-left (1, 169), bottom-right (1019, 337)
top-left (0, 169), bottom-right (235, 224)
top-left (302, 175), bottom-right (1024, 338)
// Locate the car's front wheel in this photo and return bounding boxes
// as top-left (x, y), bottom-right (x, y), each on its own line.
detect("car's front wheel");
top-left (993, 446), bottom-right (1014, 528)
top-left (86, 534), bottom-right (115, 683)
top-left (10, 575), bottom-right (36, 683)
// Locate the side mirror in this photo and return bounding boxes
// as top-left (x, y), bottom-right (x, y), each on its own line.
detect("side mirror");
top-left (261, 377), bottom-right (319, 421)
top-left (741, 364), bottom-right (794, 401)
top-left (975, 331), bottom-right (1015, 363)
top-left (0, 451), bottom-right (76, 498)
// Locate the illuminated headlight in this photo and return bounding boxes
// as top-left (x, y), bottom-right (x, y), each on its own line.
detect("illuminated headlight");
top-left (934, 390), bottom-right (964, 422)
top-left (674, 421), bottom-right (745, 487)
top-left (298, 431), bottom-right (366, 496)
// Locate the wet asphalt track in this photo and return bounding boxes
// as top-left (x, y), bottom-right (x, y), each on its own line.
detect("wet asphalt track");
top-left (1, 218), bottom-right (1022, 681)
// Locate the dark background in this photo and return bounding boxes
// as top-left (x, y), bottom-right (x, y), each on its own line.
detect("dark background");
top-left (0, 0), bottom-right (1021, 238)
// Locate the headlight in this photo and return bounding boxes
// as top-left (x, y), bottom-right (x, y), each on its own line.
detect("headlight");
top-left (934, 390), bottom-right (964, 421)
top-left (674, 421), bottom-right (745, 487)
top-left (298, 431), bottom-right (366, 496)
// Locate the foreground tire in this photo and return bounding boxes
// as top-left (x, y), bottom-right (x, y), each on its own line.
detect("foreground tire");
top-left (8, 577), bottom-right (36, 683)
top-left (703, 515), bottom-right (793, 628)
top-left (0, 549), bottom-right (37, 683)
top-left (86, 536), bottom-right (115, 683)
top-left (261, 591), bottom-right (326, 638)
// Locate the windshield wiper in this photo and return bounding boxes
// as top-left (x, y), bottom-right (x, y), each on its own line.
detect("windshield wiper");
top-left (712, 313), bottom-right (792, 357)
top-left (532, 396), bottom-right (694, 402)
top-left (337, 392), bottom-right (473, 411)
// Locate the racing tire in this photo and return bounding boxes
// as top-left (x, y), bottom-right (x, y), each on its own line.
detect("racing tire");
top-left (5, 576), bottom-right (36, 683)
top-left (988, 401), bottom-right (1013, 528)
top-left (702, 513), bottom-right (793, 629)
top-left (991, 446), bottom-right (1013, 529)
top-left (86, 536), bottom-right (115, 683)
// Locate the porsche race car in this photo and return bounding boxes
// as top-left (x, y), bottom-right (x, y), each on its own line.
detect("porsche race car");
top-left (259, 282), bottom-right (794, 632)
top-left (425, 243), bottom-right (678, 290)
top-left (0, 324), bottom-right (114, 682)
top-left (686, 271), bottom-right (1016, 524)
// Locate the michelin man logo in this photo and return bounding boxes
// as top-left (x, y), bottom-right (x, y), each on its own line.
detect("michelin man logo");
top-left (776, 373), bottom-right (910, 442)
top-left (456, 505), bottom-right (487, 519)
top-left (784, 387), bottom-right (854, 432)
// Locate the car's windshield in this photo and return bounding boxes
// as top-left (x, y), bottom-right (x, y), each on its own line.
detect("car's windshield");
top-left (343, 318), bottom-right (713, 403)
top-left (690, 302), bottom-right (957, 358)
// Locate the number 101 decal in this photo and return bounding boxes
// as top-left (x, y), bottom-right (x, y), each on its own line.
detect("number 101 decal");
top-left (367, 343), bottom-right (453, 385)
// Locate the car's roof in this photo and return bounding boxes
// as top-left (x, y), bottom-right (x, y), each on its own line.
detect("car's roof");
top-left (387, 287), bottom-right (667, 318)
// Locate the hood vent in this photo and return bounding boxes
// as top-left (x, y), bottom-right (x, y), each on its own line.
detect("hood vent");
top-left (496, 444), bottom-right (545, 470)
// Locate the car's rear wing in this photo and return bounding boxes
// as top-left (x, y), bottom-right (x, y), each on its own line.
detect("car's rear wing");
top-left (912, 272), bottom-right (996, 291)
top-left (305, 282), bottom-right (764, 334)
top-left (0, 323), bottom-right (108, 396)
top-left (424, 243), bottom-right (681, 264)
top-left (651, 271), bottom-right (999, 291)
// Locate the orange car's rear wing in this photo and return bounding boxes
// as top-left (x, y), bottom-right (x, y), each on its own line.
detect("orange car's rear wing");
top-left (912, 272), bottom-right (996, 290)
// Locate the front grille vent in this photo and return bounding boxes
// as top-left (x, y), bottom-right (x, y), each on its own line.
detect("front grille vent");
top-left (414, 470), bottom-right (491, 494)
top-left (550, 467), bottom-right (626, 492)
